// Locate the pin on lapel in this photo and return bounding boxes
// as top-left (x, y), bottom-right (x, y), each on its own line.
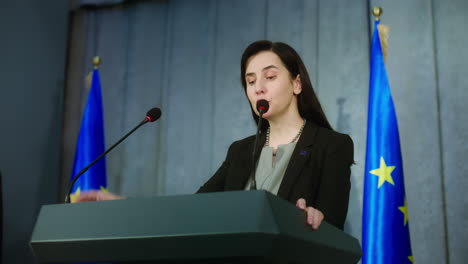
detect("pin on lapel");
top-left (300, 150), bottom-right (307, 156)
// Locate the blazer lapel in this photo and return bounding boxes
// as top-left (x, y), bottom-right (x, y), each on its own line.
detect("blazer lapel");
top-left (277, 121), bottom-right (318, 199)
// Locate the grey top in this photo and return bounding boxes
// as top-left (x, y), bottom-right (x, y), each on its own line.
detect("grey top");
top-left (245, 143), bottom-right (297, 194)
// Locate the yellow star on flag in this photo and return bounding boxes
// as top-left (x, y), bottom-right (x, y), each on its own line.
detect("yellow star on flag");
top-left (69, 187), bottom-right (81, 203)
top-left (399, 198), bottom-right (409, 226)
top-left (100, 186), bottom-right (109, 193)
top-left (369, 157), bottom-right (395, 188)
top-left (408, 256), bottom-right (414, 263)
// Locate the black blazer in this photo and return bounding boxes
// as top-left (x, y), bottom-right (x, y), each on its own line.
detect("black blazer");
top-left (197, 121), bottom-right (354, 230)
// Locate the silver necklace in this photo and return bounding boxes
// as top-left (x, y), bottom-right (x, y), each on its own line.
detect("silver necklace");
top-left (264, 119), bottom-right (306, 147)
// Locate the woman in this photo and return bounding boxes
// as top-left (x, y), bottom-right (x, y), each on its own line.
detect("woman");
top-left (196, 40), bottom-right (353, 230)
top-left (76, 40), bottom-right (353, 231)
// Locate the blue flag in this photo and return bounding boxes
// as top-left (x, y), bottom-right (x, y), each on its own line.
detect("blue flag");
top-left (70, 68), bottom-right (107, 202)
top-left (362, 21), bottom-right (413, 263)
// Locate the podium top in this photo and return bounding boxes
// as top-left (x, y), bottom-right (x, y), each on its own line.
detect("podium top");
top-left (30, 190), bottom-right (361, 263)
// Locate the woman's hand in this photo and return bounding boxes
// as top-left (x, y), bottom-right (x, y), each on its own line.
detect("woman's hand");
top-left (296, 198), bottom-right (324, 230)
top-left (72, 190), bottom-right (125, 203)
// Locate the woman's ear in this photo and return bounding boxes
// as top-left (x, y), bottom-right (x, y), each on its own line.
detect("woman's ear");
top-left (293, 74), bottom-right (302, 95)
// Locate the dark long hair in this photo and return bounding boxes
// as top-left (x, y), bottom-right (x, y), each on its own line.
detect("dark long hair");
top-left (240, 40), bottom-right (333, 131)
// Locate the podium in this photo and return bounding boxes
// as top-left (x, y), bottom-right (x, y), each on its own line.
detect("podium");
top-left (30, 190), bottom-right (361, 263)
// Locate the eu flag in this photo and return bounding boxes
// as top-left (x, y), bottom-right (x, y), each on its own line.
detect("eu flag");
top-left (362, 20), bottom-right (413, 263)
top-left (70, 68), bottom-right (107, 202)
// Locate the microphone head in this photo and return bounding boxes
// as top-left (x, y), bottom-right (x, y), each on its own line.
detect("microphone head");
top-left (256, 100), bottom-right (269, 114)
top-left (146, 107), bottom-right (162, 122)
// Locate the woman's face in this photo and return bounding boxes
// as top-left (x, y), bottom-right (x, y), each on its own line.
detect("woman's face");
top-left (245, 51), bottom-right (302, 120)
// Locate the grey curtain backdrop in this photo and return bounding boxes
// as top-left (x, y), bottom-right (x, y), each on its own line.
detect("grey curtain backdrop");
top-left (62, 0), bottom-right (467, 263)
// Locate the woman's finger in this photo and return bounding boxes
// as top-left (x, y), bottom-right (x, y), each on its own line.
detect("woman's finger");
top-left (311, 209), bottom-right (324, 230)
top-left (97, 191), bottom-right (124, 201)
top-left (307, 207), bottom-right (315, 225)
top-left (296, 198), bottom-right (307, 210)
top-left (73, 191), bottom-right (98, 203)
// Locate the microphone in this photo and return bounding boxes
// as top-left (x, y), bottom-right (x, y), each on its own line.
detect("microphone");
top-left (145, 107), bottom-right (162, 123)
top-left (249, 100), bottom-right (269, 190)
top-left (256, 99), bottom-right (269, 114)
top-left (64, 107), bottom-right (162, 203)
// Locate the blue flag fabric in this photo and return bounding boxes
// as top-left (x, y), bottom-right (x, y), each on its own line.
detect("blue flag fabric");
top-left (362, 21), bottom-right (413, 264)
top-left (70, 69), bottom-right (107, 201)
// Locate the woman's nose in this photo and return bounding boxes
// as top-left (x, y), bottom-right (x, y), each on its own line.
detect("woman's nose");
top-left (255, 79), bottom-right (266, 94)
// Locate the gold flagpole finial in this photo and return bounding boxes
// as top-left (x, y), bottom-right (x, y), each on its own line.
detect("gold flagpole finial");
top-left (92, 56), bottom-right (101, 69)
top-left (372, 7), bottom-right (383, 21)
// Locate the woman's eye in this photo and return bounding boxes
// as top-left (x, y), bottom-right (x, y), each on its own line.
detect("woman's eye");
top-left (248, 80), bottom-right (255, 85)
top-left (266, 75), bottom-right (276, 80)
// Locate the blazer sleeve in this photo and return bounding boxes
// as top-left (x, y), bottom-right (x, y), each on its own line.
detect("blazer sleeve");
top-left (196, 142), bottom-right (235, 193)
top-left (315, 134), bottom-right (354, 230)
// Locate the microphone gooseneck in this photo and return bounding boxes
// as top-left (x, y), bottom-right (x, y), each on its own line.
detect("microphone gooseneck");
top-left (65, 107), bottom-right (162, 203)
top-left (249, 100), bottom-right (270, 190)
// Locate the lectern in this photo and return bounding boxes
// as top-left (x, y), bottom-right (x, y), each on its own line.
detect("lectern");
top-left (30, 190), bottom-right (361, 263)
